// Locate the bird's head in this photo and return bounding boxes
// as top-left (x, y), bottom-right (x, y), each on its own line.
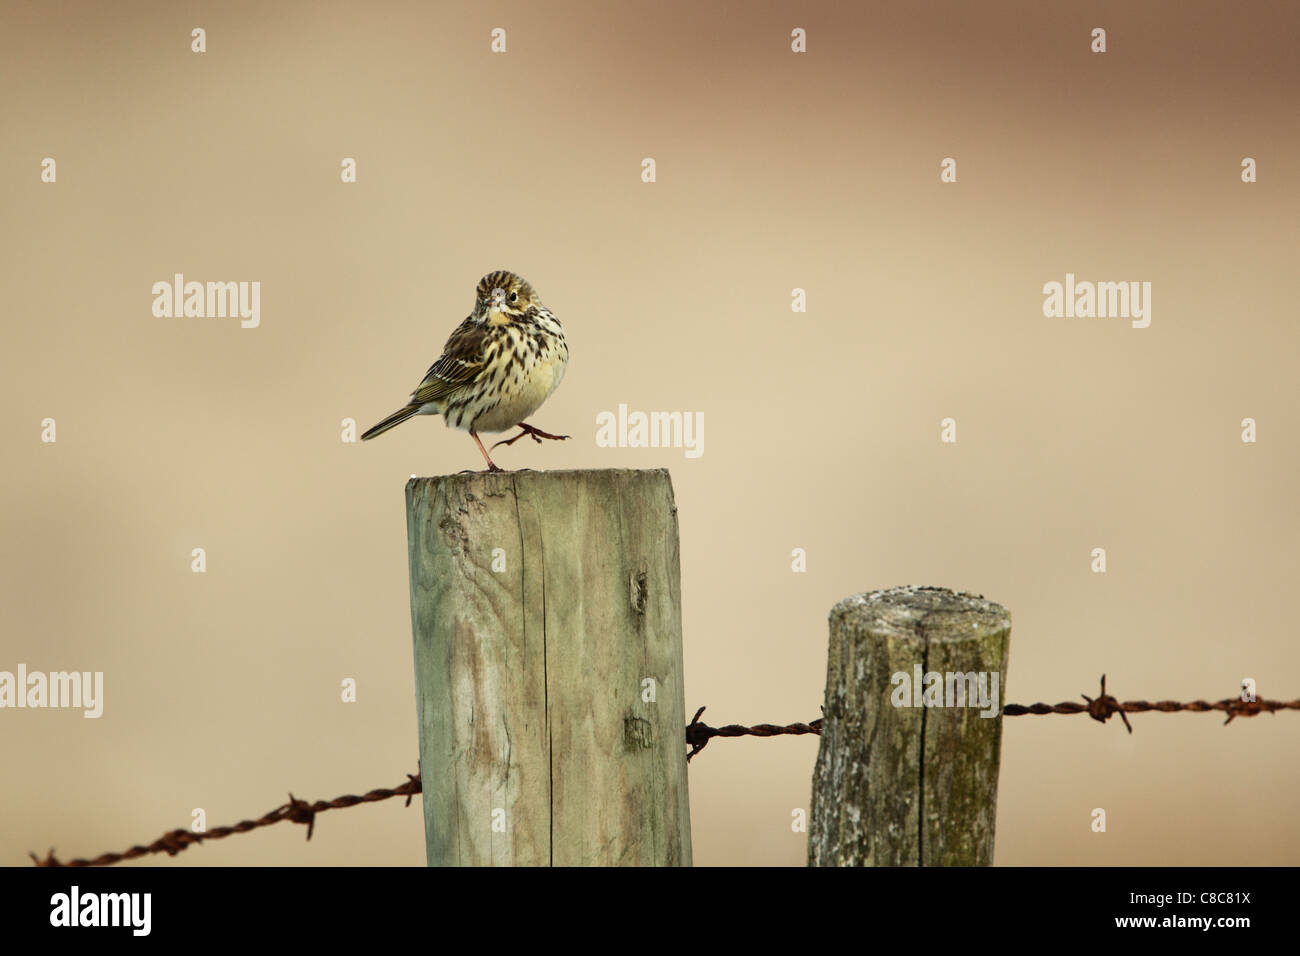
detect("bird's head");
top-left (476, 270), bottom-right (537, 322)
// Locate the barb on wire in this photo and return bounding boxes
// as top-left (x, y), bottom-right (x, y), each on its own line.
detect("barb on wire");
top-left (31, 771), bottom-right (422, 868)
top-left (684, 705), bottom-right (823, 761)
top-left (1001, 674), bottom-right (1300, 733)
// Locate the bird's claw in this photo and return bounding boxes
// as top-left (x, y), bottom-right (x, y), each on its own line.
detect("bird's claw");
top-left (491, 424), bottom-right (571, 451)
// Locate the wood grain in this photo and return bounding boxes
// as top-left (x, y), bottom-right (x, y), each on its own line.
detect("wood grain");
top-left (406, 469), bottom-right (692, 866)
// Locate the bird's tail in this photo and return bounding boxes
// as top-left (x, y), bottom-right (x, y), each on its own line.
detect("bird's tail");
top-left (361, 404), bottom-right (423, 441)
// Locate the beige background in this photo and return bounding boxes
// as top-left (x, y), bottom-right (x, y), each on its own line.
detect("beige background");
top-left (2, 0), bottom-right (1297, 866)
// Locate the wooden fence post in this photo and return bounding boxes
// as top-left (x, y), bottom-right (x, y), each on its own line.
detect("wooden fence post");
top-left (808, 586), bottom-right (1011, 866)
top-left (406, 468), bottom-right (692, 866)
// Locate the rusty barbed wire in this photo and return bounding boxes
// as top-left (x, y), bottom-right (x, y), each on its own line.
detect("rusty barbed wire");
top-left (31, 676), bottom-right (1299, 866)
top-left (1000, 674), bottom-right (1300, 733)
top-left (31, 772), bottom-right (422, 868)
top-left (685, 706), bottom-right (824, 761)
top-left (685, 674), bottom-right (1300, 756)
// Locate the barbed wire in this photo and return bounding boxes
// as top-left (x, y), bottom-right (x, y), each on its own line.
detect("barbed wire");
top-left (31, 772), bottom-right (422, 868)
top-left (684, 674), bottom-right (1300, 758)
top-left (1000, 674), bottom-right (1300, 732)
top-left (31, 675), bottom-right (1298, 866)
top-left (684, 706), bottom-right (824, 761)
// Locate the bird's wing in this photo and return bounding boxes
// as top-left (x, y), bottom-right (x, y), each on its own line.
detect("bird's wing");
top-left (410, 316), bottom-right (488, 405)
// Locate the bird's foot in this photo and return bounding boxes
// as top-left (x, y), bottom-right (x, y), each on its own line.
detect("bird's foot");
top-left (491, 423), bottom-right (571, 450)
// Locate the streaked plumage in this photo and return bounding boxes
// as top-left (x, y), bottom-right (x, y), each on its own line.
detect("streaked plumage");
top-left (362, 270), bottom-right (569, 471)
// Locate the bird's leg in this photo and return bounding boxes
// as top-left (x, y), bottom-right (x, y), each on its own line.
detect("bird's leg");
top-left (490, 422), bottom-right (571, 450)
top-left (470, 430), bottom-right (504, 472)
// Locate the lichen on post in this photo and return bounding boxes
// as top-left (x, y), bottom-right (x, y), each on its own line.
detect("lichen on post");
top-left (809, 586), bottom-right (1011, 866)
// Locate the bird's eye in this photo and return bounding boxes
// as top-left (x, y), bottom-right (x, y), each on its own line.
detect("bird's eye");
top-left (509, 292), bottom-right (518, 302)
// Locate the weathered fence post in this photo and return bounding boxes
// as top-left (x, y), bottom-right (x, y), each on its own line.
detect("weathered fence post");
top-left (406, 468), bottom-right (692, 866)
top-left (809, 586), bottom-right (1010, 866)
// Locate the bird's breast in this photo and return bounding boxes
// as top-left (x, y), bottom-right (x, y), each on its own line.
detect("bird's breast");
top-left (469, 327), bottom-right (567, 433)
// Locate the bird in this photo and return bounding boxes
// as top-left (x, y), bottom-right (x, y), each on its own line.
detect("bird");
top-left (361, 270), bottom-right (569, 471)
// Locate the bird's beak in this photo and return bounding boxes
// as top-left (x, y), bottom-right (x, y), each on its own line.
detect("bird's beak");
top-left (489, 288), bottom-right (506, 311)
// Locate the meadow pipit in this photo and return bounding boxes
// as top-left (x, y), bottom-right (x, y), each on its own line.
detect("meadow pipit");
top-left (361, 270), bottom-right (570, 471)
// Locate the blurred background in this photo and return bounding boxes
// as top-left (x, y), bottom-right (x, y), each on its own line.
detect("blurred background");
top-left (1, 0), bottom-right (1297, 866)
